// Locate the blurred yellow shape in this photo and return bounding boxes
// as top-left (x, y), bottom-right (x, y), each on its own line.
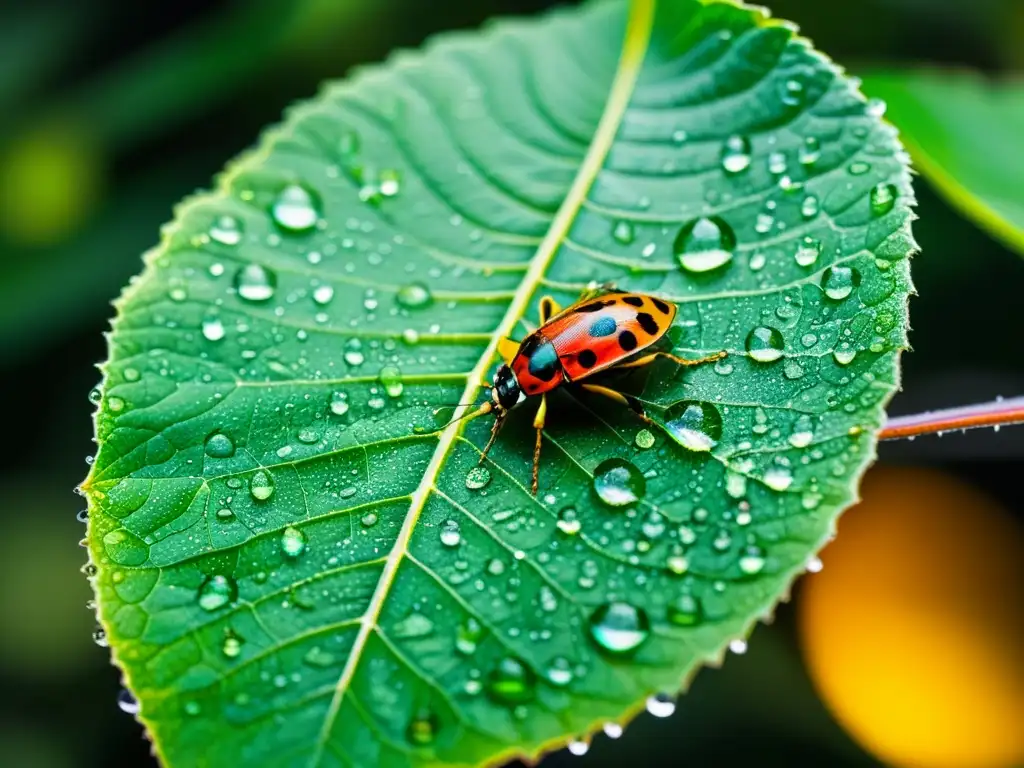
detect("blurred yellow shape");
top-left (799, 466), bottom-right (1024, 768)
top-left (0, 120), bottom-right (103, 246)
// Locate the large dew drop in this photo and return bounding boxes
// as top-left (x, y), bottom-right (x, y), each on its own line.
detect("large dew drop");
top-left (378, 366), bottom-right (403, 398)
top-left (720, 135), bottom-right (752, 174)
top-left (592, 458), bottom-right (645, 507)
top-left (209, 215), bottom-right (243, 245)
top-left (249, 469), bottom-right (275, 501)
top-left (280, 526), bottom-right (307, 558)
top-left (271, 184), bottom-right (321, 233)
top-left (465, 466), bottom-right (491, 490)
top-left (204, 431), bottom-right (235, 458)
top-left (234, 264), bottom-right (277, 302)
top-left (663, 401), bottom-right (722, 452)
top-left (673, 216), bottom-right (736, 274)
top-left (869, 182), bottom-right (897, 216)
top-left (745, 326), bottom-right (785, 363)
top-left (588, 602), bottom-right (651, 656)
top-left (486, 656), bottom-right (537, 705)
top-left (198, 575), bottom-right (237, 611)
top-left (821, 265), bottom-right (861, 300)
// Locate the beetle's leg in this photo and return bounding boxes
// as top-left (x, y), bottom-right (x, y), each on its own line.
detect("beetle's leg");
top-left (531, 393), bottom-right (548, 495)
top-left (538, 295), bottom-right (562, 324)
top-left (477, 410), bottom-right (507, 465)
top-left (616, 349), bottom-right (727, 370)
top-left (579, 383), bottom-right (653, 424)
top-left (497, 337), bottom-right (520, 364)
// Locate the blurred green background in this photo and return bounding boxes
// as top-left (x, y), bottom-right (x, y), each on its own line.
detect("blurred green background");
top-left (0, 0), bottom-right (1021, 766)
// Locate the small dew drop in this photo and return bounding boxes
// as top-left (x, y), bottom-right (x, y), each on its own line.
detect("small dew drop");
top-left (870, 183), bottom-right (898, 216)
top-left (204, 432), bottom-right (235, 459)
top-left (117, 688), bottom-right (140, 715)
top-left (396, 282), bottom-right (433, 309)
top-left (210, 215), bottom-right (243, 245)
top-left (612, 220), bottom-right (635, 244)
top-left (329, 391), bottom-right (350, 417)
top-left (312, 284), bottom-right (334, 306)
top-left (556, 507), bottom-right (581, 536)
top-left (821, 265), bottom-right (860, 301)
top-left (378, 366), bottom-right (403, 398)
top-left (667, 594), bottom-right (703, 627)
top-left (738, 545), bottom-right (767, 575)
top-left (439, 519), bottom-right (462, 547)
top-left (634, 429), bottom-right (655, 450)
top-left (201, 317), bottom-right (226, 342)
top-left (794, 237), bottom-right (822, 267)
top-left (406, 708), bottom-right (439, 746)
top-left (764, 465), bottom-right (794, 492)
top-left (646, 693), bottom-right (676, 718)
top-left (465, 466), bottom-right (491, 490)
top-left (486, 656), bottom-right (537, 705)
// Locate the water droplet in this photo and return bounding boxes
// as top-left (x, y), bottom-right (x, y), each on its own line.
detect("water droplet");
top-left (667, 594), bottom-right (703, 626)
top-left (201, 317), bottom-right (226, 342)
top-left (729, 638), bottom-right (748, 655)
top-left (663, 401), bottom-right (722, 452)
top-left (612, 220), bottom-right (635, 244)
top-left (312, 284), bottom-right (334, 305)
top-left (107, 396), bottom-right (125, 413)
top-left (116, 688), bottom-right (140, 715)
top-left (764, 465), bottom-right (794, 492)
top-left (767, 151), bottom-right (787, 175)
top-left (794, 237), bottom-right (821, 267)
top-left (92, 626), bottom-right (108, 647)
top-left (634, 429), bottom-right (655, 449)
top-left (76, 509), bottom-right (89, 523)
top-left (210, 215), bottom-right (243, 245)
top-left (88, 386), bottom-right (103, 405)
top-left (746, 326), bottom-right (785, 363)
top-left (592, 458), bottom-right (645, 507)
top-left (821, 265), bottom-right (860, 300)
top-left (271, 184), bottom-right (321, 233)
top-left (379, 169), bottom-right (401, 197)
top-left (486, 656), bottom-right (536, 705)
top-left (799, 136), bottom-right (821, 166)
top-left (603, 722), bottom-right (624, 739)
top-left (204, 432), bottom-right (235, 459)
top-left (545, 656), bottom-right (574, 687)
top-left (455, 617), bottom-right (484, 655)
top-left (739, 545), bottom-right (766, 575)
top-left (833, 346), bottom-right (857, 366)
top-left (781, 78), bottom-right (805, 106)
top-left (870, 183), bottom-right (897, 216)
top-left (396, 282), bottom-right (433, 309)
top-left (866, 98), bottom-right (887, 117)
top-left (556, 507), bottom-right (581, 535)
top-left (280, 526), bottom-right (307, 558)
top-left (249, 469), bottom-right (275, 501)
top-left (198, 574), bottom-right (237, 611)
top-left (439, 519), bottom-right (461, 547)
top-left (674, 217), bottom-right (736, 273)
top-left (848, 160), bottom-right (871, 176)
top-left (329, 391), bottom-right (349, 417)
top-left (789, 416), bottom-right (814, 448)
top-left (588, 602), bottom-right (650, 656)
top-left (667, 554), bottom-right (689, 574)
top-left (234, 264), bottom-right (277, 302)
top-left (800, 195), bottom-right (819, 219)
top-left (465, 466), bottom-right (491, 490)
top-left (406, 708), bottom-right (439, 745)
top-left (646, 693), bottom-right (676, 718)
top-left (222, 630), bottom-right (244, 658)
top-left (568, 740), bottom-right (590, 756)
top-left (721, 135), bottom-right (752, 174)
top-left (378, 366), bottom-right (403, 398)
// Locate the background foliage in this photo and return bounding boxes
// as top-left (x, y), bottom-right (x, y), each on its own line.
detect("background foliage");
top-left (0, 1), bottom-right (1021, 767)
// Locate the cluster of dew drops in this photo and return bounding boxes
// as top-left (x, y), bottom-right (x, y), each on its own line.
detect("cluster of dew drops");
top-left (73, 87), bottom-right (892, 754)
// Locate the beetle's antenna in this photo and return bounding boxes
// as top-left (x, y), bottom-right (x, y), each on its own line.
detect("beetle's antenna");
top-left (436, 401), bottom-right (493, 432)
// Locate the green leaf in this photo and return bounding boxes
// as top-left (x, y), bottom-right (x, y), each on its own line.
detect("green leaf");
top-left (861, 69), bottom-right (1024, 255)
top-left (83, 1), bottom-right (915, 765)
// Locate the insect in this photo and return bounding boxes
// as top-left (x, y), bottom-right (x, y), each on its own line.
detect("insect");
top-left (456, 286), bottom-right (726, 494)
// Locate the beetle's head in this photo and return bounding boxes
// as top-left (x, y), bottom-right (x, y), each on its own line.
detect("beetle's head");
top-left (490, 363), bottom-right (527, 413)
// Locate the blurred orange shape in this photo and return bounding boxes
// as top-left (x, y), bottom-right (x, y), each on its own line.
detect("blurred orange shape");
top-left (798, 466), bottom-right (1024, 768)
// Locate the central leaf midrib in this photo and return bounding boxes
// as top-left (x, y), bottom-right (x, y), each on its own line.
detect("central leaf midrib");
top-left (310, 0), bottom-right (656, 759)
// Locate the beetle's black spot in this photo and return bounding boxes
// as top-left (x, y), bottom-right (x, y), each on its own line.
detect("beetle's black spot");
top-left (588, 315), bottom-right (617, 337)
top-left (619, 330), bottom-right (638, 351)
top-left (527, 339), bottom-right (560, 381)
top-left (636, 312), bottom-right (659, 335)
top-left (575, 299), bottom-right (614, 313)
top-left (652, 298), bottom-right (671, 314)
top-left (622, 295), bottom-right (644, 307)
top-left (577, 349), bottom-right (598, 368)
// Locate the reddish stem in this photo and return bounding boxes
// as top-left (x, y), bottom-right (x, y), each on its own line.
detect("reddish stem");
top-left (879, 397), bottom-right (1024, 440)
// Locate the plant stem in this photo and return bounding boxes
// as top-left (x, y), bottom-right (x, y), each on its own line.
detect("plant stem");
top-left (879, 396), bottom-right (1024, 440)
